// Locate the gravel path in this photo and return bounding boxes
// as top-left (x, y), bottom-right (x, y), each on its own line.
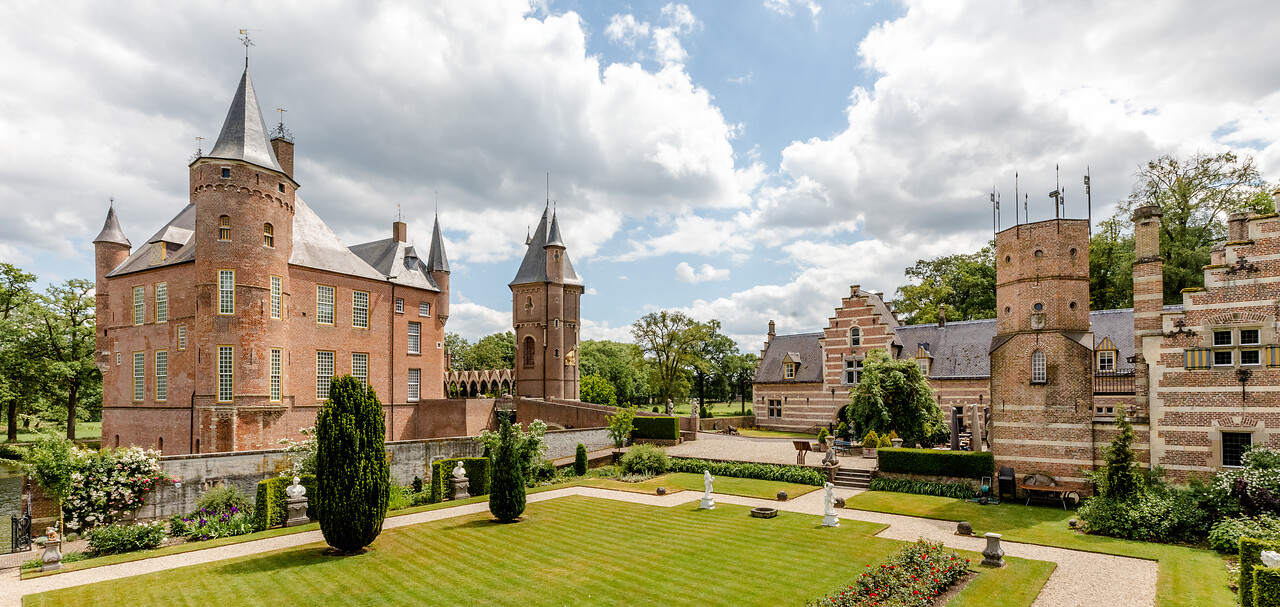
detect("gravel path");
top-left (0, 485), bottom-right (1155, 607)
top-left (667, 432), bottom-right (877, 469)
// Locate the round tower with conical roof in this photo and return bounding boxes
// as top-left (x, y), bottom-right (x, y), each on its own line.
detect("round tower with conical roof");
top-left (93, 204), bottom-right (132, 372)
top-left (510, 206), bottom-right (583, 400)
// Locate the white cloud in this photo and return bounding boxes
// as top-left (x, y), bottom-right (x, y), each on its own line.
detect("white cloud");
top-left (763, 0), bottom-right (821, 19)
top-left (585, 287), bottom-right (598, 295)
top-left (447, 294), bottom-right (510, 341)
top-left (606, 4), bottom-right (702, 66)
top-left (674, 261), bottom-right (730, 283)
top-left (581, 318), bottom-right (634, 342)
top-left (726, 71), bottom-right (753, 85)
top-left (605, 14), bottom-right (649, 47)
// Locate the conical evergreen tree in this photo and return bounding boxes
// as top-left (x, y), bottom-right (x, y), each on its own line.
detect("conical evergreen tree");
top-left (316, 375), bottom-right (390, 553)
top-left (489, 417), bottom-right (526, 522)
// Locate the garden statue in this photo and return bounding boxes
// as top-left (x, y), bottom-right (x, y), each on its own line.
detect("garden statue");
top-left (821, 482), bottom-right (839, 527)
top-left (41, 527), bottom-right (62, 572)
top-left (981, 533), bottom-right (1005, 567)
top-left (452, 461), bottom-right (471, 500)
top-left (285, 476), bottom-right (310, 527)
top-left (1264, 551), bottom-right (1280, 569)
top-left (699, 470), bottom-right (715, 509)
top-left (821, 444), bottom-right (840, 466)
top-left (666, 399), bottom-right (674, 415)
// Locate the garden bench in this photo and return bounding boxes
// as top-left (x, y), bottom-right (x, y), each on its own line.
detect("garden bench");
top-left (1016, 473), bottom-right (1080, 509)
top-left (832, 439), bottom-right (854, 455)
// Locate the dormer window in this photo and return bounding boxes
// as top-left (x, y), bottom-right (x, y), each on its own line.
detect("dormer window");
top-left (263, 223), bottom-right (274, 248)
top-left (149, 243), bottom-right (166, 265)
top-left (783, 362), bottom-right (797, 379)
top-left (916, 357), bottom-right (929, 376)
top-left (1097, 350), bottom-right (1115, 372)
top-left (218, 215), bottom-right (231, 241)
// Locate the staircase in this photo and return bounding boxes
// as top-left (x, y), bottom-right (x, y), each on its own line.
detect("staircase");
top-left (833, 467), bottom-right (872, 490)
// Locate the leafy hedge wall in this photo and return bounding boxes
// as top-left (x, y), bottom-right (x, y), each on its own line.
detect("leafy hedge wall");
top-left (868, 477), bottom-right (975, 499)
top-left (877, 448), bottom-right (994, 480)
top-left (429, 457), bottom-right (490, 503)
top-left (254, 475), bottom-right (318, 530)
top-left (1242, 537), bottom-right (1280, 607)
top-left (669, 457), bottom-right (824, 486)
top-left (632, 416), bottom-right (680, 441)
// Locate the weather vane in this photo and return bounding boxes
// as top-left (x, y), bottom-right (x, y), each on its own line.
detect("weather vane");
top-left (271, 108), bottom-right (292, 141)
top-left (238, 29), bottom-right (256, 67)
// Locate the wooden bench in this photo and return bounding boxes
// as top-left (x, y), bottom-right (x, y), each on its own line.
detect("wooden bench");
top-left (1017, 473), bottom-right (1080, 509)
top-left (793, 440), bottom-right (812, 464)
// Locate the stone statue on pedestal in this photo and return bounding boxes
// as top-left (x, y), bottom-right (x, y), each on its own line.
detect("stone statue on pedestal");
top-left (699, 470), bottom-right (715, 509)
top-left (284, 476), bottom-right (310, 527)
top-left (821, 482), bottom-right (840, 527)
top-left (451, 461), bottom-right (471, 500)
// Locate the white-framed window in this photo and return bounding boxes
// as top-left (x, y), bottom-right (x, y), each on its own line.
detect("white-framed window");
top-left (155, 350), bottom-right (168, 402)
top-left (217, 345), bottom-right (234, 402)
top-left (408, 321), bottom-right (421, 354)
top-left (352, 352), bottom-right (369, 385)
top-left (1241, 329), bottom-right (1261, 346)
top-left (850, 326), bottom-right (861, 346)
top-left (218, 270), bottom-right (235, 315)
top-left (155, 283), bottom-right (168, 323)
top-left (1097, 350), bottom-right (1115, 372)
top-left (1242, 350), bottom-right (1262, 366)
top-left (767, 399), bottom-right (782, 418)
top-left (1223, 432), bottom-right (1253, 468)
top-left (353, 291), bottom-right (369, 329)
top-left (317, 285), bottom-right (335, 325)
top-left (1214, 330), bottom-right (1234, 347)
top-left (844, 358), bottom-right (862, 384)
top-left (270, 276), bottom-right (282, 319)
top-left (1214, 350), bottom-right (1234, 367)
top-left (1031, 350), bottom-right (1047, 383)
top-left (133, 352), bottom-right (145, 401)
top-left (419, 302), bottom-right (430, 317)
top-left (408, 368), bottom-right (420, 402)
top-left (783, 362), bottom-right (797, 379)
top-left (270, 348), bottom-right (282, 402)
top-left (133, 286), bottom-right (145, 325)
top-left (395, 298), bottom-right (404, 314)
top-left (316, 351), bottom-right (335, 400)
top-left (916, 357), bottom-right (929, 376)
top-left (177, 325), bottom-right (187, 350)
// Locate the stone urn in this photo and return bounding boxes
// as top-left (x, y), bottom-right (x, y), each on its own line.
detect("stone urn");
top-left (40, 528), bottom-right (62, 572)
top-left (891, 438), bottom-right (903, 448)
top-left (981, 533), bottom-right (1005, 567)
top-left (862, 446), bottom-right (877, 459)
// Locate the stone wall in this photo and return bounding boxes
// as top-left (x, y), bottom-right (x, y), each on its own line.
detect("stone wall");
top-left (699, 415), bottom-right (754, 431)
top-left (543, 427), bottom-right (612, 460)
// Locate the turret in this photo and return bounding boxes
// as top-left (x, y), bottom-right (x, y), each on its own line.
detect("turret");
top-left (426, 213), bottom-right (450, 325)
top-left (93, 204), bottom-right (131, 371)
top-left (544, 210), bottom-right (566, 283)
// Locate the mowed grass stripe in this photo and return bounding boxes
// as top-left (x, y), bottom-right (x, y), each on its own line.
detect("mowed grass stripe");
top-left (24, 495), bottom-right (1054, 607)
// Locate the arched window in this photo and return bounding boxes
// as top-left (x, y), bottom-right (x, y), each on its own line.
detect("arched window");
top-left (1031, 350), bottom-right (1047, 383)
top-left (525, 295), bottom-right (533, 310)
top-left (157, 437), bottom-right (164, 454)
top-left (523, 336), bottom-right (536, 368)
top-left (263, 223), bottom-right (274, 248)
top-left (850, 326), bottom-right (861, 346)
top-left (218, 215), bottom-right (231, 241)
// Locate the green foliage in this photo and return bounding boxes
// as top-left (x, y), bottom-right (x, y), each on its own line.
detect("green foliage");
top-left (579, 339), bottom-right (651, 406)
top-left (277, 427), bottom-right (316, 477)
top-left (867, 477), bottom-right (975, 499)
top-left (254, 476), bottom-right (317, 530)
top-left (196, 486), bottom-right (249, 514)
top-left (315, 375), bottom-right (390, 553)
top-left (876, 448), bottom-right (994, 480)
top-left (1209, 515), bottom-right (1280, 553)
top-left (1095, 412), bottom-right (1144, 501)
top-left (618, 444), bottom-right (669, 476)
top-left (631, 310), bottom-right (708, 403)
top-left (171, 509), bottom-right (255, 542)
top-left (607, 406), bottom-right (637, 448)
top-left (835, 422), bottom-right (850, 440)
top-left (580, 373), bottom-right (618, 406)
top-left (807, 539), bottom-right (970, 607)
top-left (574, 443), bottom-right (588, 476)
top-left (0, 443), bottom-right (26, 462)
top-left (429, 457), bottom-right (490, 503)
top-left (668, 457), bottom-right (825, 486)
top-left (21, 433), bottom-right (76, 506)
top-left (488, 417), bottom-right (527, 522)
top-left (1090, 215), bottom-right (1136, 310)
top-left (631, 416), bottom-right (679, 441)
top-left (477, 419), bottom-right (547, 482)
top-left (816, 427), bottom-right (829, 444)
top-left (1077, 488), bottom-right (1207, 544)
top-left (848, 350), bottom-right (943, 444)
top-left (444, 331), bottom-right (516, 373)
top-left (861, 430), bottom-right (879, 449)
top-left (29, 279), bottom-right (100, 438)
top-left (86, 521), bottom-right (165, 556)
top-left (877, 434), bottom-right (892, 448)
top-left (892, 242), bottom-right (997, 324)
top-left (1255, 566), bottom-right (1280, 607)
top-left (1241, 537), bottom-right (1280, 607)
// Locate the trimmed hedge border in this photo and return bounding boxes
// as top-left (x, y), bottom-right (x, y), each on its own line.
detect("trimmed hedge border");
top-left (632, 416), bottom-right (680, 441)
top-left (429, 457), bottom-right (491, 503)
top-left (1242, 537), bottom-right (1280, 607)
top-left (668, 457), bottom-right (825, 486)
top-left (253, 475), bottom-right (318, 530)
top-left (867, 477), bottom-right (975, 500)
top-left (1255, 566), bottom-right (1280, 607)
top-left (877, 448), bottom-right (994, 480)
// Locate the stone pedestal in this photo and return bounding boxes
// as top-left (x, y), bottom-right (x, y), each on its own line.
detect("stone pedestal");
top-left (285, 497), bottom-right (309, 527)
top-left (981, 532), bottom-right (1005, 567)
top-left (822, 514), bottom-right (840, 527)
top-left (41, 539), bottom-right (62, 572)
top-left (452, 479), bottom-right (470, 500)
top-left (699, 496), bottom-right (715, 510)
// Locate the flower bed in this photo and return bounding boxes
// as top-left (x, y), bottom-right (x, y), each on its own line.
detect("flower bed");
top-left (65, 446), bottom-right (172, 533)
top-left (171, 507), bottom-right (255, 542)
top-left (808, 539), bottom-right (970, 607)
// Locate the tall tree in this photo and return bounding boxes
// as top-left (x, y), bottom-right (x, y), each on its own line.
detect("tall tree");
top-left (469, 331), bottom-right (515, 369)
top-left (631, 311), bottom-right (707, 404)
top-left (0, 263), bottom-right (37, 441)
top-left (1089, 215), bottom-right (1136, 311)
top-left (315, 375), bottom-right (390, 554)
top-left (1118, 151), bottom-right (1273, 303)
top-left (579, 340), bottom-right (649, 405)
top-left (690, 319), bottom-right (736, 406)
top-left (31, 279), bottom-right (97, 440)
top-left (444, 333), bottom-right (470, 372)
top-left (848, 349), bottom-right (944, 444)
top-left (722, 353), bottom-right (758, 414)
top-left (488, 416), bottom-right (526, 522)
top-left (892, 243), bottom-right (997, 324)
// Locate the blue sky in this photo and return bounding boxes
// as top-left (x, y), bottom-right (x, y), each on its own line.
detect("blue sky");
top-left (2, 1), bottom-right (1279, 350)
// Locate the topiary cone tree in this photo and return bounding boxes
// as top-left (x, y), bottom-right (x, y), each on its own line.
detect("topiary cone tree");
top-left (574, 442), bottom-right (588, 476)
top-left (489, 416), bottom-right (527, 522)
top-left (316, 375), bottom-right (390, 553)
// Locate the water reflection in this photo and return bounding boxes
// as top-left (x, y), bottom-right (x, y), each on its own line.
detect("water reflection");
top-left (0, 461), bottom-right (20, 548)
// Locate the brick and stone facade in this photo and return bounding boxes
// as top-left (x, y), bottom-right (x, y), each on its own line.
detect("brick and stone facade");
top-left (510, 207), bottom-right (583, 400)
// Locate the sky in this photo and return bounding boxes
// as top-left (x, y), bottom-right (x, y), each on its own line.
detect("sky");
top-left (3, 1), bottom-right (1280, 351)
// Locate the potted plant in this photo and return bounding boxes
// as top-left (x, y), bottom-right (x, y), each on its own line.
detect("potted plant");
top-left (862, 430), bottom-right (880, 459)
top-left (888, 430), bottom-right (903, 448)
top-left (815, 427), bottom-right (830, 452)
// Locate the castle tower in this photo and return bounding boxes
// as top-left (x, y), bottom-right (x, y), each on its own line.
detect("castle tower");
top-left (93, 205), bottom-right (132, 372)
top-left (510, 206), bottom-right (584, 400)
top-left (189, 65), bottom-right (298, 451)
top-left (989, 218), bottom-right (1094, 488)
top-left (426, 213), bottom-right (450, 327)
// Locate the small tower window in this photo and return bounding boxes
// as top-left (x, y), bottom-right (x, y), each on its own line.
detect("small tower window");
top-left (221, 167), bottom-right (231, 179)
top-left (263, 223), bottom-right (274, 248)
top-left (278, 183), bottom-right (285, 193)
top-left (850, 326), bottom-right (861, 346)
top-left (1033, 302), bottom-right (1044, 312)
top-left (1031, 350), bottom-right (1047, 384)
top-left (218, 215), bottom-right (231, 241)
top-left (523, 336), bottom-right (536, 368)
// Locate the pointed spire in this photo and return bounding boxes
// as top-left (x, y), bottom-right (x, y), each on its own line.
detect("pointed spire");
top-left (207, 67), bottom-right (284, 173)
top-left (426, 213), bottom-right (450, 273)
top-left (93, 204), bottom-right (131, 247)
top-left (525, 225), bottom-right (532, 246)
top-left (544, 211), bottom-right (565, 249)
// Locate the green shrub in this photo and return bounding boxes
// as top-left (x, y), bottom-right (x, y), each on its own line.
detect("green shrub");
top-left (388, 485), bottom-right (414, 511)
top-left (816, 427), bottom-right (829, 444)
top-left (429, 457), bottom-right (491, 503)
top-left (808, 539), bottom-right (969, 606)
top-left (1209, 515), bottom-right (1280, 553)
top-left (1078, 489), bottom-right (1207, 544)
top-left (868, 477), bottom-right (974, 499)
top-left (171, 510), bottom-right (254, 542)
top-left (412, 476), bottom-right (423, 494)
top-left (489, 417), bottom-right (527, 522)
top-left (835, 422), bottom-right (850, 440)
top-left (877, 434), bottom-right (892, 448)
top-left (253, 475), bottom-right (318, 530)
top-left (618, 444), bottom-right (669, 476)
top-left (862, 430), bottom-right (880, 449)
top-left (196, 486), bottom-right (249, 514)
top-left (316, 375), bottom-right (391, 553)
top-left (574, 443), bottom-right (588, 476)
top-left (632, 416), bottom-right (680, 441)
top-left (876, 448), bottom-right (994, 480)
top-left (1255, 566), bottom-right (1280, 607)
top-left (1241, 537), bottom-right (1280, 607)
top-left (86, 521), bottom-right (165, 556)
top-left (0, 443), bottom-right (26, 462)
top-left (668, 457), bottom-right (824, 486)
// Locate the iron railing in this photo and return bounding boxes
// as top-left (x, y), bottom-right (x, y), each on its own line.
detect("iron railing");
top-left (1094, 367), bottom-right (1136, 395)
top-left (9, 513), bottom-right (31, 553)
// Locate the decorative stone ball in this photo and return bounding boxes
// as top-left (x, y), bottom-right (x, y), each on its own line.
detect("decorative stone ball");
top-left (957, 521), bottom-right (973, 536)
top-left (777, 490), bottom-right (788, 501)
top-left (1069, 518), bottom-right (1078, 528)
top-left (656, 487), bottom-right (666, 496)
top-left (834, 497), bottom-right (846, 509)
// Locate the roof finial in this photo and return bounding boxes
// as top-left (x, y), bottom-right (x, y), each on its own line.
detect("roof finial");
top-left (238, 29), bottom-right (255, 68)
top-left (546, 172), bottom-right (550, 208)
top-left (109, 196), bottom-right (114, 209)
top-left (434, 189), bottom-right (438, 216)
top-left (396, 203), bottom-right (402, 222)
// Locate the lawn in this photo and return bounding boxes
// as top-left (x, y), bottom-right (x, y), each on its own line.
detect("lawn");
top-left (663, 401), bottom-right (753, 418)
top-left (3, 421), bottom-right (102, 444)
top-left (24, 495), bottom-right (1053, 607)
top-left (846, 491), bottom-right (1236, 607)
top-left (737, 427), bottom-right (818, 440)
top-left (577, 472), bottom-right (820, 500)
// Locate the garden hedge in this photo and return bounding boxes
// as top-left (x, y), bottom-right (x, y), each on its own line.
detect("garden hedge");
top-left (1254, 566), bottom-right (1280, 607)
top-left (876, 448), bottom-right (994, 480)
top-left (632, 416), bottom-right (680, 441)
top-left (429, 457), bottom-right (490, 503)
top-left (254, 474), bottom-right (318, 530)
top-left (867, 477), bottom-right (975, 500)
top-left (668, 457), bottom-right (824, 486)
top-left (1242, 537), bottom-right (1280, 607)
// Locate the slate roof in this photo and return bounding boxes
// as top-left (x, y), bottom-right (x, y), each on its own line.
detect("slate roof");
top-left (510, 206), bottom-right (583, 286)
top-left (289, 196), bottom-right (385, 280)
top-left (347, 238), bottom-right (441, 291)
top-left (425, 214), bottom-right (450, 273)
top-left (93, 206), bottom-right (131, 247)
top-left (896, 319), bottom-right (996, 378)
top-left (205, 67), bottom-right (284, 174)
top-left (106, 204), bottom-right (198, 277)
top-left (754, 332), bottom-right (825, 383)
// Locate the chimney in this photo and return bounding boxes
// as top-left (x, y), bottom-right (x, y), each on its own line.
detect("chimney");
top-left (1133, 205), bottom-right (1163, 260)
top-left (1228, 212), bottom-right (1250, 242)
top-left (1211, 243), bottom-right (1225, 266)
top-left (271, 137), bottom-right (294, 179)
top-left (393, 221), bottom-right (407, 243)
top-left (938, 304), bottom-right (946, 328)
top-left (767, 320), bottom-right (776, 342)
